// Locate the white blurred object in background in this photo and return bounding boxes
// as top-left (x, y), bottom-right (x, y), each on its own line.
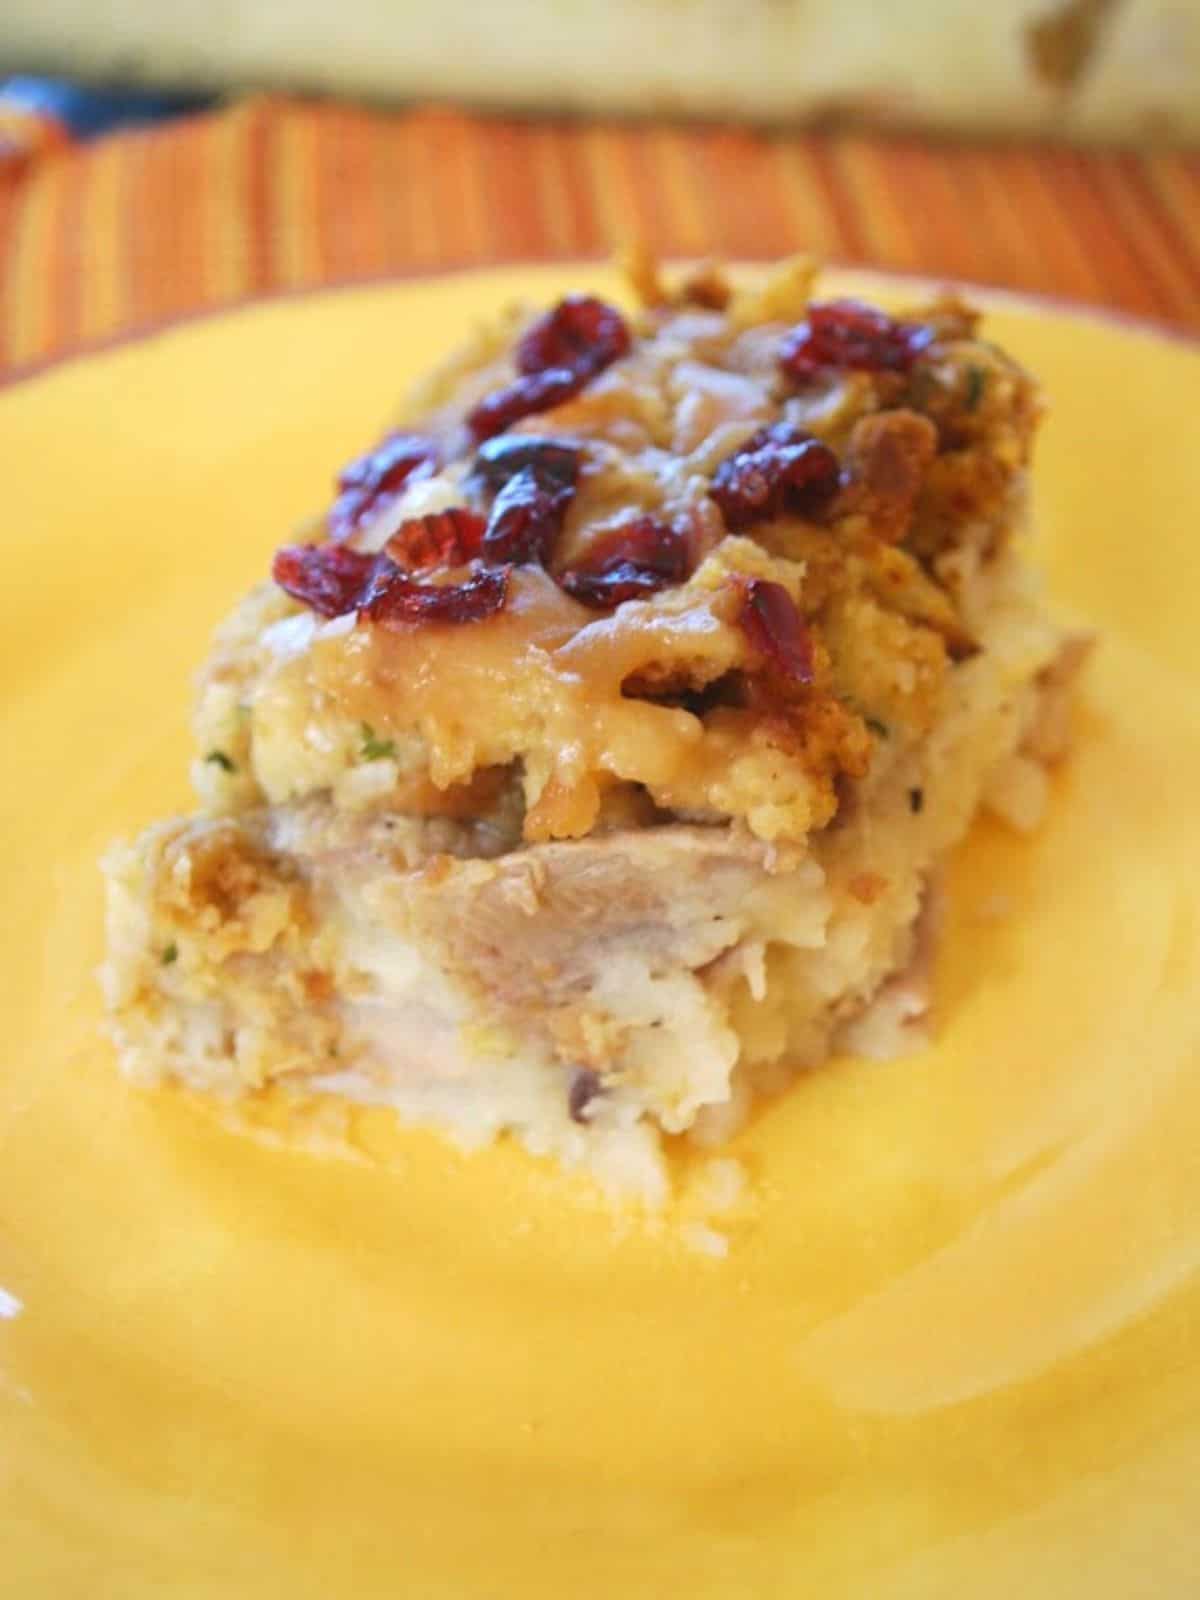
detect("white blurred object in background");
top-left (2, 0), bottom-right (1198, 143)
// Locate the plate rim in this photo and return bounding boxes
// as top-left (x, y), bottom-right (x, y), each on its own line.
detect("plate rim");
top-left (2, 256), bottom-right (1198, 398)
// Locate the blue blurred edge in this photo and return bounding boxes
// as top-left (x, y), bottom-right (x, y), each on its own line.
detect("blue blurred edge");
top-left (1, 75), bottom-right (210, 140)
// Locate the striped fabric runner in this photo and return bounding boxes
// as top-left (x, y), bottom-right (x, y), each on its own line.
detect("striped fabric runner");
top-left (3, 97), bottom-right (1199, 377)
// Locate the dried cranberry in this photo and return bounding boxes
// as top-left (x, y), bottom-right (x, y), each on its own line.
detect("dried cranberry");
top-left (473, 434), bottom-right (581, 492)
top-left (516, 296), bottom-right (631, 378)
top-left (386, 508), bottom-right (486, 571)
top-left (272, 542), bottom-right (379, 618)
top-left (737, 578), bottom-right (815, 684)
top-left (711, 424), bottom-right (840, 531)
top-left (275, 516), bottom-right (510, 627)
top-left (481, 468), bottom-right (572, 566)
top-left (779, 300), bottom-right (934, 384)
top-left (468, 297), bottom-right (631, 442)
top-left (560, 517), bottom-right (689, 609)
top-left (467, 367), bottom-right (584, 443)
top-left (329, 432), bottom-right (438, 540)
top-left (359, 563), bottom-right (510, 627)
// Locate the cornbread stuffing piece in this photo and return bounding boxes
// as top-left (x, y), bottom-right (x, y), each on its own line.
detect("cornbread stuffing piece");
top-left (102, 258), bottom-right (1090, 1203)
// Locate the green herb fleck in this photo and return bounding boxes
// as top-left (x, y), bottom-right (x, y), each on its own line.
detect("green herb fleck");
top-left (235, 703), bottom-right (252, 721)
top-left (205, 749), bottom-right (236, 772)
top-left (359, 723), bottom-right (397, 762)
top-left (161, 942), bottom-right (179, 966)
top-left (964, 365), bottom-right (988, 412)
top-left (865, 716), bottom-right (890, 739)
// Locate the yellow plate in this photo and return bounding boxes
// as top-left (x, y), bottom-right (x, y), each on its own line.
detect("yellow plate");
top-left (2, 267), bottom-right (1199, 1598)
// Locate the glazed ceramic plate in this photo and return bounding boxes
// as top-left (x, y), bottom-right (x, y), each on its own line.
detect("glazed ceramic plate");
top-left (2, 267), bottom-right (1198, 1598)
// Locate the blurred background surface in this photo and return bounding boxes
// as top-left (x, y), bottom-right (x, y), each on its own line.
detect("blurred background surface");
top-left (2, 2), bottom-right (1199, 380)
top-left (6, 1), bottom-right (1200, 142)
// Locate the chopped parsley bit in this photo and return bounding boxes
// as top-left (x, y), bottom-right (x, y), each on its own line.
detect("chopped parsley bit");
top-left (865, 716), bottom-right (890, 739)
top-left (964, 365), bottom-right (988, 412)
top-left (359, 723), bottom-right (397, 762)
top-left (161, 942), bottom-right (179, 966)
top-left (204, 749), bottom-right (236, 772)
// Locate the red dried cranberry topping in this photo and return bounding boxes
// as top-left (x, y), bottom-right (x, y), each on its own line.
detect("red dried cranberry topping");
top-left (737, 578), bottom-right (815, 684)
top-left (468, 297), bottom-right (631, 442)
top-left (473, 434), bottom-right (581, 492)
top-left (481, 467), bottom-right (573, 566)
top-left (711, 424), bottom-right (840, 530)
top-left (779, 300), bottom-right (934, 384)
top-left (516, 296), bottom-right (630, 377)
top-left (559, 517), bottom-right (689, 609)
top-left (329, 432), bottom-right (438, 540)
top-left (272, 542), bottom-right (380, 618)
top-left (386, 508), bottom-right (486, 571)
top-left (359, 563), bottom-right (510, 627)
top-left (275, 516), bottom-right (508, 627)
top-left (467, 367), bottom-right (584, 443)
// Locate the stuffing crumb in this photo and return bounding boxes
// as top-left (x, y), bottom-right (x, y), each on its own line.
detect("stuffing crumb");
top-left (690, 1156), bottom-right (748, 1216)
top-left (984, 752), bottom-right (1051, 832)
top-left (681, 1223), bottom-right (730, 1259)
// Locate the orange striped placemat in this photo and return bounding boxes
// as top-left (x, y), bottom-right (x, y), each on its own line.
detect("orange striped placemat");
top-left (3, 97), bottom-right (1200, 378)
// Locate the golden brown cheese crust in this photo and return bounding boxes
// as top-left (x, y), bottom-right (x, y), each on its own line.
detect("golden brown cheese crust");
top-left (194, 260), bottom-right (1040, 849)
